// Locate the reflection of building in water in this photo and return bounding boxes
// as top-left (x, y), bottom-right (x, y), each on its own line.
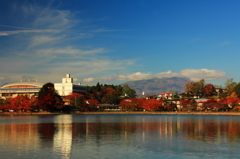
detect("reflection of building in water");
top-left (53, 115), bottom-right (73, 159)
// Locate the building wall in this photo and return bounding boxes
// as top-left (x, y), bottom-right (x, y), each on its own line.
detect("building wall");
top-left (55, 83), bottom-right (73, 96)
top-left (54, 74), bottom-right (87, 97)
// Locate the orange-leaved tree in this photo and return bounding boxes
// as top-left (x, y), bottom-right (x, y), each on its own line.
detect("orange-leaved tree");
top-left (142, 99), bottom-right (163, 111)
top-left (204, 84), bottom-right (216, 97)
top-left (119, 98), bottom-right (146, 111)
top-left (222, 97), bottom-right (239, 109)
top-left (6, 95), bottom-right (32, 111)
top-left (119, 99), bottom-right (138, 111)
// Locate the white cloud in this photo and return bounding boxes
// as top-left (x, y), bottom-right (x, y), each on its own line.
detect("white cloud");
top-left (0, 2), bottom-right (137, 86)
top-left (37, 47), bottom-right (80, 55)
top-left (36, 47), bottom-right (108, 56)
top-left (30, 36), bottom-right (62, 47)
top-left (83, 78), bottom-right (95, 83)
top-left (118, 72), bottom-right (152, 81)
top-left (179, 69), bottom-right (226, 81)
top-left (0, 32), bottom-right (8, 36)
top-left (0, 29), bottom-right (59, 36)
top-left (116, 69), bottom-right (226, 81)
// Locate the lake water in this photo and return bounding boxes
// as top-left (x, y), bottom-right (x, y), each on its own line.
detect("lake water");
top-left (0, 114), bottom-right (240, 159)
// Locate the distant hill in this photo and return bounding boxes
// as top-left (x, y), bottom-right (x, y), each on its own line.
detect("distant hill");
top-left (122, 77), bottom-right (190, 96)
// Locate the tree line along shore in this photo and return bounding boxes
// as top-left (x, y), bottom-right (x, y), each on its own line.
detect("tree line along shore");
top-left (1, 78), bottom-right (240, 113)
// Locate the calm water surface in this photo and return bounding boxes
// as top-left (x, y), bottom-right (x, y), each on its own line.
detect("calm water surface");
top-left (0, 114), bottom-right (240, 159)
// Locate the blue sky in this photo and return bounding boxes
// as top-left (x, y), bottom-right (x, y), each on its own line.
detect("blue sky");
top-left (0, 0), bottom-right (239, 86)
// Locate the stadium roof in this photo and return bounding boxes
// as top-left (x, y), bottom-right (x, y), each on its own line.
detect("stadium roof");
top-left (1, 81), bottom-right (52, 88)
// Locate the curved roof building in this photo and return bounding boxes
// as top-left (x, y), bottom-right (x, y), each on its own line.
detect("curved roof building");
top-left (0, 74), bottom-right (86, 99)
top-left (1, 81), bottom-right (48, 88)
top-left (0, 81), bottom-right (53, 99)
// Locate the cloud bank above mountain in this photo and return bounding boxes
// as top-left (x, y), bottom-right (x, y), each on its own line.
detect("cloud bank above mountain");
top-left (82, 69), bottom-right (226, 83)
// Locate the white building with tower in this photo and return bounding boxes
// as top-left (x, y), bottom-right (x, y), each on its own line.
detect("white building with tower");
top-left (54, 74), bottom-right (87, 97)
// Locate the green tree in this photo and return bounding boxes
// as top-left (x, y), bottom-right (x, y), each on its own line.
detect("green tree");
top-left (96, 82), bottom-right (101, 92)
top-left (225, 78), bottom-right (237, 90)
top-left (234, 82), bottom-right (240, 97)
top-left (115, 85), bottom-right (123, 95)
top-left (122, 84), bottom-right (136, 98)
top-left (75, 96), bottom-right (85, 111)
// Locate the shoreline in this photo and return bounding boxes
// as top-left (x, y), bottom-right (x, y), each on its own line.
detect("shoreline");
top-left (74, 111), bottom-right (240, 116)
top-left (1, 111), bottom-right (240, 116)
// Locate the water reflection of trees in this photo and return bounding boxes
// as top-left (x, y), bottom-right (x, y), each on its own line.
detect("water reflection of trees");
top-left (0, 123), bottom-right (39, 152)
top-left (71, 116), bottom-right (240, 144)
top-left (1, 116), bottom-right (240, 149)
top-left (181, 118), bottom-right (240, 143)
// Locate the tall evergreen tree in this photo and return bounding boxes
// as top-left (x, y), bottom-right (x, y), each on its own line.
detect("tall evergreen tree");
top-left (96, 82), bottom-right (101, 92)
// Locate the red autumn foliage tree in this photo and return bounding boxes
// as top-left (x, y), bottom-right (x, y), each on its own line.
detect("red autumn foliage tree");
top-left (118, 99), bottom-right (132, 110)
top-left (64, 93), bottom-right (84, 106)
top-left (180, 99), bottom-right (190, 110)
top-left (85, 99), bottom-right (99, 110)
top-left (119, 99), bottom-right (138, 111)
top-left (222, 97), bottom-right (239, 109)
top-left (204, 84), bottom-right (216, 97)
top-left (101, 87), bottom-right (120, 104)
top-left (6, 95), bottom-right (32, 111)
top-left (38, 93), bottom-right (56, 110)
top-left (142, 99), bottom-right (163, 111)
top-left (202, 99), bottom-right (217, 110)
top-left (38, 84), bottom-right (64, 111)
top-left (132, 98), bottom-right (145, 107)
top-left (119, 98), bottom-right (146, 111)
top-left (215, 99), bottom-right (229, 111)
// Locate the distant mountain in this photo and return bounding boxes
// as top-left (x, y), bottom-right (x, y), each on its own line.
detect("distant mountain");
top-left (122, 77), bottom-right (190, 96)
